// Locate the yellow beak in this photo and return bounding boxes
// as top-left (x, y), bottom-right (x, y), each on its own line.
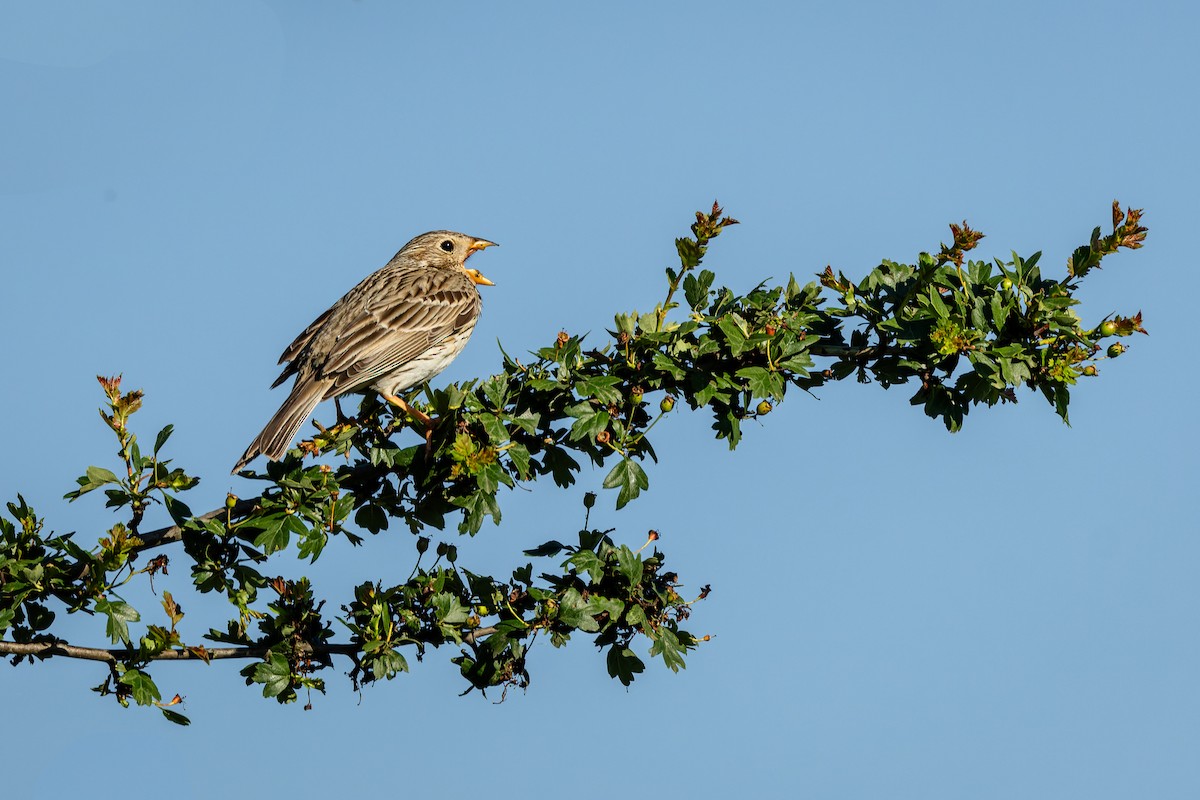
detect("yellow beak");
top-left (465, 238), bottom-right (496, 285)
top-left (465, 268), bottom-right (494, 287)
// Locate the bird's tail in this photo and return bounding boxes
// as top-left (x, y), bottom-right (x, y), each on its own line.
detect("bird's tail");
top-left (231, 379), bottom-right (329, 474)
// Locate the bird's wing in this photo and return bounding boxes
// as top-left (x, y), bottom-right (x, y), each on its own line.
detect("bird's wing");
top-left (269, 306), bottom-right (336, 389)
top-left (317, 272), bottom-right (481, 396)
top-left (280, 306), bottom-right (335, 364)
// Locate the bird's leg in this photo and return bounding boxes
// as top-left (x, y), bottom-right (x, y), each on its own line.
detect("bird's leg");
top-left (380, 393), bottom-right (436, 453)
top-left (312, 398), bottom-right (354, 438)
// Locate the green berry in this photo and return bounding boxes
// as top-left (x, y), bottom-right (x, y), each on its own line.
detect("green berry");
top-left (1107, 343), bottom-right (1125, 358)
top-left (1099, 320), bottom-right (1118, 337)
top-left (756, 400), bottom-right (773, 415)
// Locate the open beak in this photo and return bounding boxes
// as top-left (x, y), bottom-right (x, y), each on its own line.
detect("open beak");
top-left (465, 268), bottom-right (494, 286)
top-left (464, 238), bottom-right (497, 286)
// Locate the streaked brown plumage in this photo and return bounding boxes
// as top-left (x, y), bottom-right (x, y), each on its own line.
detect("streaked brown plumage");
top-left (232, 230), bottom-right (496, 473)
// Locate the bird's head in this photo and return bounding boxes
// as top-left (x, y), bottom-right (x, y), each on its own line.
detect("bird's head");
top-left (401, 230), bottom-right (497, 286)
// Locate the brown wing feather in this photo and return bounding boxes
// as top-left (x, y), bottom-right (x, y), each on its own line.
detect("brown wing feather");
top-left (322, 282), bottom-right (480, 395)
top-left (281, 306), bottom-right (335, 363)
top-left (270, 306), bottom-right (336, 389)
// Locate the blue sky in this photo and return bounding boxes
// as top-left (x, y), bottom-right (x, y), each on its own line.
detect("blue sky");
top-left (2, 2), bottom-right (1197, 797)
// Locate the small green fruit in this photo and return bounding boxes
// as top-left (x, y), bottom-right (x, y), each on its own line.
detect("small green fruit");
top-left (756, 400), bottom-right (773, 415)
top-left (1107, 343), bottom-right (1125, 358)
top-left (1000, 278), bottom-right (1014, 291)
top-left (1099, 320), bottom-right (1118, 337)
top-left (1082, 365), bottom-right (1098, 377)
top-left (659, 396), bottom-right (676, 413)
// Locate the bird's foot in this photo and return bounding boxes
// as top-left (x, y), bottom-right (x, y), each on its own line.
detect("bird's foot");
top-left (334, 396), bottom-right (362, 427)
top-left (381, 393), bottom-right (437, 455)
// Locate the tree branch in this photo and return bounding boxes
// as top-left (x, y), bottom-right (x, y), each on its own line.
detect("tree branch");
top-left (127, 344), bottom-right (893, 557)
top-left (0, 628), bottom-right (499, 664)
top-left (134, 496), bottom-right (261, 553)
top-left (0, 639), bottom-right (351, 664)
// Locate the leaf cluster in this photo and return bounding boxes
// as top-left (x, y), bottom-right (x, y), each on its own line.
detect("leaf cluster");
top-left (0, 202), bottom-right (1148, 722)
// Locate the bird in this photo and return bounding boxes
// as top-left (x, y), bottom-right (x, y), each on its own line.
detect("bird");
top-left (232, 230), bottom-right (497, 473)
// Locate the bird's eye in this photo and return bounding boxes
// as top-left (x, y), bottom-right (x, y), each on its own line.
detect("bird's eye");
top-left (440, 240), bottom-right (454, 252)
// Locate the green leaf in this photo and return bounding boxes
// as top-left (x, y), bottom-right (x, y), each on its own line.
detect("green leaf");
top-left (354, 504), bottom-right (388, 534)
top-left (297, 528), bottom-right (328, 563)
top-left (616, 545), bottom-right (643, 586)
top-left (1053, 383), bottom-right (1071, 424)
top-left (65, 465), bottom-right (123, 499)
top-left (602, 457), bottom-right (649, 510)
top-left (367, 646), bottom-right (409, 679)
top-left (693, 379), bottom-right (730, 408)
top-left (558, 588), bottom-right (599, 632)
top-left (162, 494), bottom-right (192, 526)
top-left (625, 604), bottom-right (647, 630)
top-left (524, 540), bottom-right (565, 557)
top-left (95, 598), bottom-right (140, 645)
top-left (967, 259), bottom-right (991, 284)
top-left (452, 491), bottom-right (501, 534)
top-left (651, 352), bottom-right (687, 380)
top-left (567, 407), bottom-right (610, 443)
top-left (475, 461), bottom-right (507, 494)
top-left (928, 286), bottom-right (950, 319)
top-left (506, 442), bottom-right (531, 479)
top-left (542, 447), bottom-right (580, 488)
top-left (586, 594), bottom-right (624, 623)
top-left (252, 516), bottom-right (290, 555)
top-left (87, 465), bottom-right (119, 486)
top-left (118, 668), bottom-right (161, 706)
top-left (480, 375), bottom-right (508, 407)
top-left (153, 424), bottom-right (174, 456)
top-left (368, 441), bottom-right (403, 468)
top-left (432, 592), bottom-right (470, 627)
top-left (676, 237), bottom-right (702, 269)
top-left (576, 376), bottom-right (623, 405)
top-left (508, 410), bottom-right (540, 435)
top-left (606, 646), bottom-right (646, 686)
top-left (990, 292), bottom-right (1009, 332)
top-left (161, 708), bottom-right (191, 726)
top-left (252, 652), bottom-right (293, 698)
top-left (578, 529), bottom-right (607, 551)
top-left (479, 413), bottom-right (508, 444)
top-left (683, 269), bottom-right (715, 309)
top-left (649, 627), bottom-right (689, 672)
top-left (567, 550), bottom-right (605, 583)
top-left (716, 316), bottom-right (748, 355)
top-left (970, 299), bottom-right (988, 331)
top-left (735, 366), bottom-right (784, 399)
